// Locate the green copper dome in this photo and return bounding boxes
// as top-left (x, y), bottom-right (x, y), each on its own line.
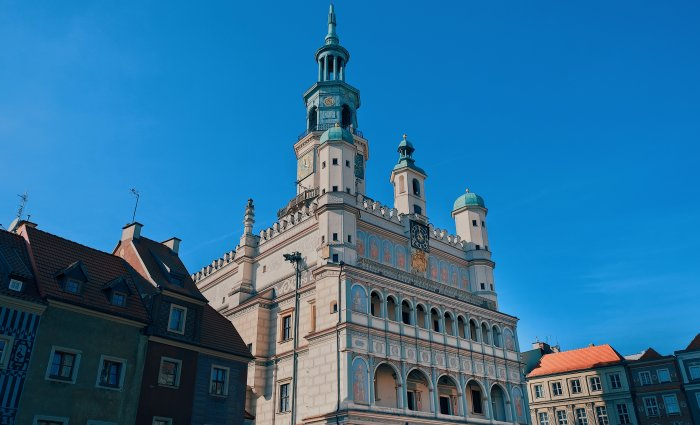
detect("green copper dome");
top-left (453, 191), bottom-right (486, 211)
top-left (320, 125), bottom-right (354, 144)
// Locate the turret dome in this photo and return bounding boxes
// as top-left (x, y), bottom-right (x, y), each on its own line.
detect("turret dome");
top-left (452, 190), bottom-right (486, 211)
top-left (320, 124), bottom-right (354, 144)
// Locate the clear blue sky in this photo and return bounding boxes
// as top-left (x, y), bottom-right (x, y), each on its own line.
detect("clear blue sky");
top-left (1, 1), bottom-right (698, 355)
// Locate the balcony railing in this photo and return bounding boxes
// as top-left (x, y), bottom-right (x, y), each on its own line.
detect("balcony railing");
top-left (297, 123), bottom-right (364, 140)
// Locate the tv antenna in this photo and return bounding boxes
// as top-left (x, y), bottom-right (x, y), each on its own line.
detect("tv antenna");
top-left (130, 188), bottom-right (140, 223)
top-left (7, 191), bottom-right (29, 232)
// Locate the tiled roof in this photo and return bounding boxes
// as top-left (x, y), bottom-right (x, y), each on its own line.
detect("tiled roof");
top-left (0, 230), bottom-right (43, 303)
top-left (685, 334), bottom-right (700, 351)
top-left (637, 347), bottom-right (664, 361)
top-left (527, 344), bottom-right (623, 377)
top-left (200, 304), bottom-right (253, 359)
top-left (128, 237), bottom-right (206, 301)
top-left (20, 225), bottom-right (150, 323)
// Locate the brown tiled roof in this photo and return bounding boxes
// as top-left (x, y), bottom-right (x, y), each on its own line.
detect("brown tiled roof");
top-left (127, 236), bottom-right (206, 301)
top-left (686, 334), bottom-right (700, 351)
top-left (200, 304), bottom-right (253, 359)
top-left (20, 225), bottom-right (150, 323)
top-left (0, 230), bottom-right (43, 303)
top-left (527, 344), bottom-right (623, 377)
top-left (637, 347), bottom-right (664, 361)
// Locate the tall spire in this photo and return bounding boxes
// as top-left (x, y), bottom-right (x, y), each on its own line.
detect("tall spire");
top-left (326, 4), bottom-right (339, 45)
top-left (243, 199), bottom-right (255, 236)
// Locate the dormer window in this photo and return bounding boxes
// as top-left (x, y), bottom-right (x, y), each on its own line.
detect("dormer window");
top-left (111, 292), bottom-right (127, 307)
top-left (65, 279), bottom-right (81, 294)
top-left (168, 305), bottom-right (187, 334)
top-left (8, 279), bottom-right (23, 292)
top-left (170, 276), bottom-right (183, 287)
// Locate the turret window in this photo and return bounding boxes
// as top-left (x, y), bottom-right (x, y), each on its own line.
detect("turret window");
top-left (472, 220), bottom-right (478, 227)
top-left (332, 158), bottom-right (338, 165)
top-left (332, 186), bottom-right (338, 192)
top-left (345, 160), bottom-right (350, 167)
top-left (322, 161), bottom-right (326, 169)
top-left (341, 104), bottom-right (352, 127)
top-left (398, 175), bottom-right (406, 194)
top-left (333, 233), bottom-right (338, 241)
top-left (413, 205), bottom-right (422, 215)
top-left (412, 178), bottom-right (421, 196)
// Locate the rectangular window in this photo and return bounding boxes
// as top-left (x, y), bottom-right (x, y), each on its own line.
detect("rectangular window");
top-left (639, 371), bottom-right (652, 385)
top-left (575, 408), bottom-right (588, 425)
top-left (65, 279), bottom-right (80, 294)
top-left (571, 379), bottom-right (582, 394)
top-left (551, 381), bottom-right (563, 396)
top-left (158, 357), bottom-right (181, 387)
top-left (475, 244), bottom-right (481, 250)
top-left (347, 235), bottom-right (352, 243)
top-left (609, 373), bottom-right (621, 389)
top-left (152, 418), bottom-right (172, 425)
top-left (210, 366), bottom-right (229, 396)
top-left (472, 219), bottom-right (478, 226)
top-left (47, 348), bottom-right (79, 382)
top-left (616, 404), bottom-right (631, 424)
top-left (167, 305), bottom-right (187, 334)
top-left (407, 390), bottom-right (416, 411)
top-left (439, 395), bottom-right (451, 414)
top-left (663, 394), bottom-right (680, 415)
top-left (539, 412), bottom-right (550, 425)
top-left (332, 253), bottom-right (339, 262)
top-left (8, 278), bottom-right (23, 292)
top-left (332, 158), bottom-right (338, 165)
top-left (595, 406), bottom-right (609, 425)
top-left (345, 160), bottom-right (350, 167)
top-left (644, 396), bottom-right (659, 416)
top-left (556, 410), bottom-right (568, 425)
top-left (657, 368), bottom-right (671, 383)
top-left (0, 336), bottom-right (12, 367)
top-left (279, 383), bottom-right (290, 412)
top-left (332, 185), bottom-right (338, 192)
top-left (482, 220), bottom-right (486, 227)
top-left (589, 376), bottom-right (602, 391)
top-left (332, 233), bottom-right (338, 241)
top-left (282, 315), bottom-right (292, 341)
top-left (97, 356), bottom-right (125, 389)
top-left (345, 187), bottom-right (351, 194)
top-left (689, 365), bottom-right (700, 380)
top-left (322, 161), bottom-right (326, 169)
top-left (534, 384), bottom-right (544, 398)
top-left (472, 389), bottom-right (483, 414)
top-left (111, 292), bottom-right (126, 307)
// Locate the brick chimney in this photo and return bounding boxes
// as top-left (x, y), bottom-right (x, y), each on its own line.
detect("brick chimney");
top-left (121, 222), bottom-right (143, 241)
top-left (162, 237), bottom-right (181, 254)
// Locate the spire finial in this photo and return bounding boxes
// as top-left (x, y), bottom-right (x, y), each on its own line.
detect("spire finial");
top-left (325, 3), bottom-right (339, 45)
top-left (243, 199), bottom-right (255, 235)
top-left (403, 134), bottom-right (407, 140)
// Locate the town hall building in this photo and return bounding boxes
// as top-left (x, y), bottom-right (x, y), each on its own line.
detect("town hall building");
top-left (194, 5), bottom-right (529, 425)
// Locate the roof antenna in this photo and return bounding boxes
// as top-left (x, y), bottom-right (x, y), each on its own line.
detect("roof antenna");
top-left (7, 191), bottom-right (29, 232)
top-left (130, 188), bottom-right (140, 223)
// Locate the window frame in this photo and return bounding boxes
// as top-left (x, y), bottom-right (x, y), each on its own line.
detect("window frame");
top-left (152, 417), bottom-right (173, 425)
top-left (595, 406), bottom-right (609, 425)
top-left (157, 356), bottom-right (182, 388)
top-left (662, 394), bottom-right (680, 415)
top-left (95, 355), bottom-right (127, 390)
top-left (556, 410), bottom-right (568, 425)
top-left (571, 378), bottom-right (582, 394)
top-left (281, 313), bottom-right (292, 342)
top-left (0, 335), bottom-right (14, 368)
top-left (167, 304), bottom-right (187, 334)
top-left (534, 384), bottom-right (544, 398)
top-left (111, 291), bottom-right (127, 307)
top-left (539, 412), bottom-right (550, 425)
top-left (616, 403), bottom-right (631, 424)
top-left (643, 396), bottom-right (659, 417)
top-left (33, 416), bottom-right (70, 425)
top-left (589, 376), bottom-right (602, 392)
top-left (639, 370), bottom-right (652, 386)
top-left (279, 382), bottom-right (291, 413)
top-left (657, 368), bottom-right (671, 383)
top-left (209, 364), bottom-right (230, 397)
top-left (8, 278), bottom-right (23, 292)
top-left (689, 365), bottom-right (700, 380)
top-left (608, 373), bottom-right (622, 389)
top-left (575, 407), bottom-right (588, 425)
top-left (551, 381), bottom-right (563, 396)
top-left (45, 346), bottom-right (81, 384)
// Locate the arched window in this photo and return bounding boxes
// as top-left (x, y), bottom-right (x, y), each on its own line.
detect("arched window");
top-left (481, 323), bottom-right (491, 345)
top-left (466, 380), bottom-right (485, 415)
top-left (341, 104), bottom-right (352, 128)
top-left (398, 175), bottom-right (406, 194)
top-left (413, 204), bottom-right (422, 215)
top-left (444, 312), bottom-right (455, 336)
top-left (308, 106), bottom-right (318, 131)
top-left (492, 326), bottom-right (502, 347)
top-left (412, 178), bottom-right (421, 197)
top-left (469, 319), bottom-right (479, 341)
top-left (437, 376), bottom-right (460, 415)
top-left (406, 370), bottom-right (431, 412)
top-left (374, 364), bottom-right (399, 408)
top-left (416, 305), bottom-right (427, 329)
top-left (457, 316), bottom-right (467, 339)
top-left (431, 308), bottom-right (441, 332)
top-left (386, 296), bottom-right (398, 322)
top-left (370, 292), bottom-right (382, 318)
top-left (401, 300), bottom-right (412, 325)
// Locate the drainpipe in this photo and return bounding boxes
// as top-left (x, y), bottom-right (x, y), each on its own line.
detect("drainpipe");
top-left (335, 261), bottom-right (345, 425)
top-left (284, 252), bottom-right (303, 425)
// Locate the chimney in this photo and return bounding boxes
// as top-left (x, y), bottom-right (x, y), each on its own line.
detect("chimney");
top-left (121, 222), bottom-right (143, 241)
top-left (162, 237), bottom-right (181, 254)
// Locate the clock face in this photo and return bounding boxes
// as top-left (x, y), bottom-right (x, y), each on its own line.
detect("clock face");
top-left (323, 96), bottom-right (335, 106)
top-left (410, 220), bottom-right (430, 252)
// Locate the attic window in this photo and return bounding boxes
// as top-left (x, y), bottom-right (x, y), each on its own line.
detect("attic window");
top-left (170, 276), bottom-right (183, 287)
top-left (8, 279), bottom-right (23, 292)
top-left (112, 292), bottom-right (127, 307)
top-left (65, 279), bottom-right (81, 294)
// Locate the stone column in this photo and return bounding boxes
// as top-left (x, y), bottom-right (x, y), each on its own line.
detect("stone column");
top-left (318, 60), bottom-right (322, 81)
top-left (333, 55), bottom-right (338, 80)
top-left (324, 55), bottom-right (328, 81)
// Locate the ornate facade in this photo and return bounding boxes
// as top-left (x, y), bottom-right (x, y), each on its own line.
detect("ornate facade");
top-left (194, 5), bottom-right (528, 425)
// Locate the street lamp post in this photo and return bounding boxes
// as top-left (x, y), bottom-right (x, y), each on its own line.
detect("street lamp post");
top-left (283, 251), bottom-right (302, 424)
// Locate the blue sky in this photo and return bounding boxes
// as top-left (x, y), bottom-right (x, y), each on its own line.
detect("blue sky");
top-left (1, 1), bottom-right (698, 355)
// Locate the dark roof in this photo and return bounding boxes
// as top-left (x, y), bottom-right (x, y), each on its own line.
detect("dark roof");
top-left (128, 236), bottom-right (206, 301)
top-left (200, 304), bottom-right (253, 359)
top-left (527, 344), bottom-right (623, 377)
top-left (0, 230), bottom-right (43, 303)
top-left (686, 334), bottom-right (700, 351)
top-left (637, 347), bottom-right (665, 361)
top-left (21, 225), bottom-right (150, 323)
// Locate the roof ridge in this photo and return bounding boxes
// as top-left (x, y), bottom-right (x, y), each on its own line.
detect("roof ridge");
top-left (26, 226), bottom-right (121, 260)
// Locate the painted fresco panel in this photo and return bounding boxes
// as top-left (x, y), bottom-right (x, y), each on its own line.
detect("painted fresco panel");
top-left (351, 285), bottom-right (368, 314)
top-left (352, 357), bottom-right (369, 404)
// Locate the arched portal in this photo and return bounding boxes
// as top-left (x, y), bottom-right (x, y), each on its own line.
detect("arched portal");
top-left (406, 369), bottom-right (431, 412)
top-left (374, 363), bottom-right (399, 408)
top-left (437, 375), bottom-right (460, 415)
top-left (466, 380), bottom-right (486, 416)
top-left (491, 384), bottom-right (507, 421)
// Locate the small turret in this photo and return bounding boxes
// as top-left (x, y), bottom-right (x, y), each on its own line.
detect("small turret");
top-left (390, 135), bottom-right (427, 216)
top-left (452, 188), bottom-right (489, 251)
top-left (243, 198), bottom-right (255, 236)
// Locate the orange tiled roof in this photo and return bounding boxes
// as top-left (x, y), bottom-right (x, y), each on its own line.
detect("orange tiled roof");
top-left (527, 344), bottom-right (623, 377)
